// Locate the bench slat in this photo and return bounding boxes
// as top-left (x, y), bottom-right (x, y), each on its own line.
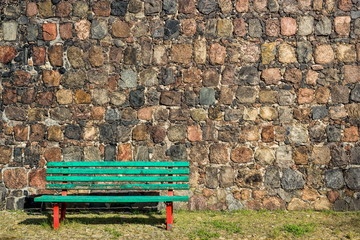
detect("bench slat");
top-left (46, 183), bottom-right (190, 190)
top-left (47, 161), bottom-right (189, 167)
top-left (46, 176), bottom-right (189, 182)
top-left (34, 195), bottom-right (189, 203)
top-left (46, 168), bottom-right (189, 175)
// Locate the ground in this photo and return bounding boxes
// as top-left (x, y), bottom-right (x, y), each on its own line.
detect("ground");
top-left (0, 210), bottom-right (359, 240)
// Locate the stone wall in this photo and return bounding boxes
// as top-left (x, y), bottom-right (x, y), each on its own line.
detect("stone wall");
top-left (0, 0), bottom-right (360, 211)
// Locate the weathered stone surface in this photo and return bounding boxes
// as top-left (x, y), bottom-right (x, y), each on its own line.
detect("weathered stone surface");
top-left (298, 16), bottom-right (313, 36)
top-left (297, 41), bottom-right (312, 63)
top-left (3, 168), bottom-right (27, 189)
top-left (91, 20), bottom-right (108, 39)
top-left (199, 88), bottom-right (215, 105)
top-left (210, 144), bottom-right (229, 164)
top-left (325, 169), bottom-right (344, 189)
top-left (331, 86), bottom-right (349, 104)
top-left (0, 146), bottom-right (12, 164)
top-left (281, 168), bottom-right (305, 191)
top-left (231, 146), bottom-right (253, 163)
top-left (63, 146), bottom-right (82, 161)
top-left (278, 43), bottom-right (296, 63)
top-left (248, 19), bottom-right (262, 38)
top-left (75, 19), bottom-right (90, 40)
top-left (48, 45), bottom-right (63, 67)
top-left (315, 16), bottom-right (331, 35)
top-left (166, 144), bottom-right (187, 161)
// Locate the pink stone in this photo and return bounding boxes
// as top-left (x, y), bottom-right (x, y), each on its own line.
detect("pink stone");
top-left (188, 125), bottom-right (202, 142)
top-left (75, 20), bottom-right (91, 40)
top-left (209, 43), bottom-right (226, 65)
top-left (281, 17), bottom-right (297, 36)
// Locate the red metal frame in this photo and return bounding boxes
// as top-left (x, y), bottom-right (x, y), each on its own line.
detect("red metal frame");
top-left (166, 166), bottom-right (174, 230)
top-left (53, 203), bottom-right (60, 230)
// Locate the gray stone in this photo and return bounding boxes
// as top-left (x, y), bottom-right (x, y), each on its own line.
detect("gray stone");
top-left (139, 68), bottom-right (158, 86)
top-left (278, 107), bottom-right (293, 124)
top-left (161, 68), bottom-right (175, 85)
top-left (64, 125), bottom-right (82, 140)
top-left (218, 126), bottom-right (239, 142)
top-left (3, 21), bottom-right (18, 41)
top-left (129, 88), bottom-right (145, 108)
top-left (4, 5), bottom-right (20, 19)
top-left (117, 125), bottom-right (132, 142)
top-left (184, 91), bottom-right (198, 106)
top-left (67, 46), bottom-right (85, 69)
top-left (315, 16), bottom-right (332, 35)
top-left (312, 106), bottom-right (328, 119)
top-left (287, 125), bottom-right (308, 145)
top-left (236, 86), bottom-right (258, 103)
top-left (26, 24), bottom-right (38, 41)
top-left (128, 0), bottom-right (142, 13)
top-left (104, 145), bottom-right (116, 161)
top-left (166, 144), bottom-right (187, 161)
top-left (265, 166), bottom-right (281, 188)
top-left (224, 107), bottom-right (245, 121)
top-left (124, 47), bottom-right (137, 65)
top-left (99, 123), bottom-right (117, 143)
top-left (63, 70), bottom-right (86, 88)
top-left (24, 147), bottom-right (40, 168)
top-left (330, 145), bottom-right (350, 167)
top-left (298, 16), bottom-right (314, 36)
top-left (355, 19), bottom-right (360, 35)
top-left (278, 90), bottom-right (295, 106)
top-left (197, 0), bottom-right (218, 14)
top-left (151, 20), bottom-right (164, 38)
top-left (105, 108), bottom-right (121, 121)
top-left (73, 1), bottom-right (89, 17)
top-left (333, 199), bottom-right (349, 211)
top-left (350, 84), bottom-right (360, 102)
top-left (6, 197), bottom-right (16, 210)
top-left (309, 124), bottom-right (326, 142)
top-left (281, 168), bottom-right (305, 191)
top-left (326, 125), bottom-right (341, 142)
top-left (226, 193), bottom-right (244, 210)
top-left (205, 167), bottom-right (219, 189)
top-left (92, 89), bottom-right (110, 105)
top-left (111, 1), bottom-right (128, 16)
top-left (163, 0), bottom-right (177, 14)
top-left (164, 19), bottom-right (180, 40)
top-left (136, 146), bottom-right (149, 161)
top-left (84, 146), bottom-right (101, 161)
top-left (345, 168), bottom-right (360, 190)
top-left (350, 147), bottom-right (360, 165)
top-left (91, 20), bottom-right (108, 39)
top-left (283, 0), bottom-right (299, 13)
top-left (297, 41), bottom-right (312, 63)
top-left (50, 107), bottom-right (72, 121)
top-left (120, 69), bottom-right (137, 88)
top-left (325, 169), bottom-right (345, 189)
top-left (63, 146), bottom-right (83, 161)
top-left (331, 86), bottom-right (350, 104)
top-left (237, 66), bottom-right (260, 86)
top-left (219, 166), bottom-right (234, 187)
top-left (144, 0), bottom-right (162, 15)
top-left (146, 88), bottom-right (160, 105)
top-left (167, 125), bottom-right (187, 142)
top-left (248, 19), bottom-right (262, 38)
top-left (349, 199), bottom-right (360, 211)
top-left (200, 88), bottom-right (216, 105)
top-left (268, 0), bottom-right (279, 12)
top-left (205, 19), bottom-right (217, 37)
top-left (351, 11), bottom-right (360, 19)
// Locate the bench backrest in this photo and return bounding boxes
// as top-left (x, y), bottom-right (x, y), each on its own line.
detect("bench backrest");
top-left (46, 161), bottom-right (190, 191)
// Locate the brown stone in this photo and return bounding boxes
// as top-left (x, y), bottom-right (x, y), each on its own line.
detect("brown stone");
top-left (0, 46), bottom-right (17, 63)
top-left (56, 89), bottom-right (72, 105)
top-left (235, 0), bottom-right (249, 12)
top-left (337, 44), bottom-right (356, 63)
top-left (56, 1), bottom-right (72, 17)
top-left (44, 148), bottom-right (62, 162)
top-left (74, 90), bottom-right (91, 104)
top-left (59, 23), bottom-right (73, 40)
top-left (334, 16), bottom-right (351, 36)
top-left (254, 0), bottom-right (267, 12)
top-left (37, 92), bottom-right (54, 106)
top-left (178, 0), bottom-right (196, 13)
top-left (3, 88), bottom-right (17, 104)
top-left (284, 68), bottom-right (302, 84)
top-left (38, 0), bottom-right (53, 17)
top-left (302, 187), bottom-right (319, 201)
top-left (314, 45), bottom-right (334, 64)
top-left (263, 197), bottom-right (285, 210)
top-left (171, 44), bottom-right (192, 64)
top-left (32, 46), bottom-right (46, 66)
top-left (327, 190), bottom-right (339, 203)
top-left (0, 146), bottom-right (12, 164)
top-left (233, 18), bottom-right (246, 36)
top-left (209, 43), bottom-right (226, 65)
top-left (259, 90), bottom-right (277, 103)
top-left (181, 19), bottom-right (197, 36)
top-left (219, 86), bottom-right (235, 105)
top-left (247, 200), bottom-right (263, 210)
top-left (294, 108), bottom-right (310, 120)
top-left (13, 125), bottom-right (28, 141)
top-left (338, 0), bottom-right (352, 11)
top-left (117, 143), bottom-right (132, 161)
top-left (288, 198), bottom-right (311, 210)
top-left (48, 45), bottom-right (63, 66)
top-left (294, 146), bottom-right (309, 165)
top-left (306, 70), bottom-right (318, 85)
top-left (266, 18), bottom-right (280, 37)
top-left (183, 67), bottom-right (202, 85)
top-left (261, 68), bottom-right (281, 85)
top-left (188, 125), bottom-right (202, 142)
top-left (132, 125), bottom-right (148, 141)
top-left (231, 146), bottom-right (253, 163)
top-left (3, 168), bottom-right (27, 189)
top-left (75, 19), bottom-right (90, 40)
top-left (150, 126), bottom-right (166, 143)
top-left (138, 107), bottom-right (153, 120)
top-left (261, 126), bottom-right (275, 142)
top-left (342, 126), bottom-right (359, 142)
top-left (29, 169), bottom-right (46, 188)
top-left (210, 143), bottom-right (229, 164)
top-left (343, 65), bottom-right (360, 84)
top-left (160, 91), bottom-right (181, 106)
top-left (278, 43), bottom-right (296, 63)
top-left (30, 124), bottom-right (45, 141)
top-left (315, 87), bottom-right (330, 103)
top-left (298, 88), bottom-right (315, 104)
top-left (93, 1), bottom-right (111, 16)
top-left (92, 106), bottom-right (105, 120)
top-left (42, 70), bottom-right (61, 87)
top-left (89, 46), bottom-right (104, 67)
top-left (42, 23), bottom-right (57, 41)
top-left (26, 2), bottom-right (38, 17)
top-left (314, 197), bottom-right (332, 210)
top-left (112, 21), bottom-right (130, 38)
top-left (281, 17), bottom-right (297, 36)
top-left (13, 70), bottom-right (31, 86)
top-left (47, 126), bottom-right (63, 141)
top-left (203, 68), bottom-right (219, 86)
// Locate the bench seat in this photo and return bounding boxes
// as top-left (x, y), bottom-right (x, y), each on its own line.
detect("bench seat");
top-left (35, 195), bottom-right (189, 203)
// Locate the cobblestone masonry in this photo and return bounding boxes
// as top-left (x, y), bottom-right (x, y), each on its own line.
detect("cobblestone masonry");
top-left (0, 0), bottom-right (359, 211)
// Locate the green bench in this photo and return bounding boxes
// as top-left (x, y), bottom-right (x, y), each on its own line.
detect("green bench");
top-left (34, 161), bottom-right (190, 230)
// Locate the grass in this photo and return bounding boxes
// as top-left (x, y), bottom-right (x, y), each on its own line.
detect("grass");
top-left (0, 210), bottom-right (359, 239)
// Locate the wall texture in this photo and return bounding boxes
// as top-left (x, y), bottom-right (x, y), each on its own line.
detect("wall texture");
top-left (0, 0), bottom-right (359, 211)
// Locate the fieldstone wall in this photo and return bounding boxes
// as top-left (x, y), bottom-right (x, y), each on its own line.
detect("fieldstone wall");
top-left (0, 0), bottom-right (360, 211)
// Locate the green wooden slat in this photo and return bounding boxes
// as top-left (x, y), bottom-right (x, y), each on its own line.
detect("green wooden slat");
top-left (47, 161), bottom-right (189, 167)
top-left (46, 168), bottom-right (189, 175)
top-left (34, 195), bottom-right (189, 203)
top-left (47, 183), bottom-right (190, 190)
top-left (46, 176), bottom-right (189, 182)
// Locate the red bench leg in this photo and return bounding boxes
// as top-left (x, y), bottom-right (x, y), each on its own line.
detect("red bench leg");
top-left (166, 202), bottom-right (173, 230)
top-left (53, 203), bottom-right (60, 230)
top-left (60, 203), bottom-right (67, 222)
